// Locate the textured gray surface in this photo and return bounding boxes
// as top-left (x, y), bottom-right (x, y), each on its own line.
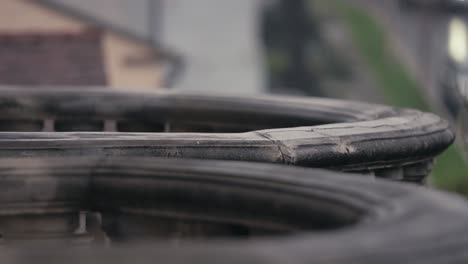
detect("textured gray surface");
top-left (0, 87), bottom-right (453, 182)
top-left (0, 157), bottom-right (467, 263)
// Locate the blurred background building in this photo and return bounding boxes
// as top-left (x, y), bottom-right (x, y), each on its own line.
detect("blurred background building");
top-left (0, 0), bottom-right (466, 194)
top-left (0, 0), bottom-right (165, 89)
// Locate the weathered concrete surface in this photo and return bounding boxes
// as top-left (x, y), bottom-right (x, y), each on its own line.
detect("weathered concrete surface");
top-left (0, 88), bottom-right (454, 182)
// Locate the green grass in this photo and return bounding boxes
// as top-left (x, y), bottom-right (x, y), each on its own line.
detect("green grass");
top-left (330, 0), bottom-right (468, 194)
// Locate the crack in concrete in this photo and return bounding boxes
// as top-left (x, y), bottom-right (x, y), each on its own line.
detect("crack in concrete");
top-left (313, 124), bottom-right (396, 130)
top-left (336, 140), bottom-right (356, 154)
top-left (254, 132), bottom-right (294, 164)
top-left (310, 129), bottom-right (356, 154)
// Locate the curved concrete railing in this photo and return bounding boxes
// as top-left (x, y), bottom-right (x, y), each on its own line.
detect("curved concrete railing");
top-left (0, 157), bottom-right (466, 264)
top-left (0, 88), bottom-right (454, 182)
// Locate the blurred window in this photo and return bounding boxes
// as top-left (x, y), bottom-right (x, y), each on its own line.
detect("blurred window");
top-left (448, 17), bottom-right (467, 64)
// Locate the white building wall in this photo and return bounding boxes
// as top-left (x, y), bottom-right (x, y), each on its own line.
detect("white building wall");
top-left (161, 0), bottom-right (265, 94)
